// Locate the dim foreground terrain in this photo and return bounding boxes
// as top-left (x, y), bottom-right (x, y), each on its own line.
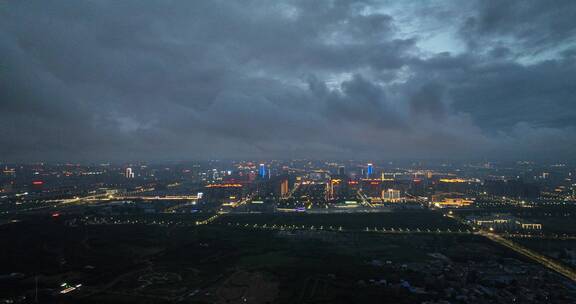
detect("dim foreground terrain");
top-left (1, 211), bottom-right (576, 303)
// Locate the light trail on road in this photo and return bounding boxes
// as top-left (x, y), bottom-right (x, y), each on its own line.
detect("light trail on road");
top-left (480, 231), bottom-right (576, 282)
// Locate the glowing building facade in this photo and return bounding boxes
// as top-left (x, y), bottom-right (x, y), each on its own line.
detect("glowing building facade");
top-left (259, 163), bottom-right (266, 178)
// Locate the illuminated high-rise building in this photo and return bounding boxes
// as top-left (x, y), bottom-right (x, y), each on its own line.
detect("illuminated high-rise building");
top-left (367, 163), bottom-right (373, 178)
top-left (326, 181), bottom-right (333, 200)
top-left (259, 163), bottom-right (266, 178)
top-left (125, 167), bottom-right (135, 179)
top-left (280, 179), bottom-right (289, 198)
top-left (382, 188), bottom-right (400, 202)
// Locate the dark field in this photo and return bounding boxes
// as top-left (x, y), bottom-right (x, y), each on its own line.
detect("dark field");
top-left (1, 212), bottom-right (575, 303)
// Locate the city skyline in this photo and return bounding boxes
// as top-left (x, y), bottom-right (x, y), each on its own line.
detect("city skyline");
top-left (2, 1), bottom-right (576, 161)
top-left (3, 2), bottom-right (576, 303)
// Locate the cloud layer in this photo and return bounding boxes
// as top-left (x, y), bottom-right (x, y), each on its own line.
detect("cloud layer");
top-left (1, 0), bottom-right (575, 161)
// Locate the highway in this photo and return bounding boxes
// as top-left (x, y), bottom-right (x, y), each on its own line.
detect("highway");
top-left (356, 189), bottom-right (374, 207)
top-left (283, 182), bottom-right (300, 200)
top-left (479, 231), bottom-right (576, 282)
top-left (54, 194), bottom-right (199, 204)
top-left (107, 195), bottom-right (200, 201)
top-left (446, 210), bottom-right (576, 282)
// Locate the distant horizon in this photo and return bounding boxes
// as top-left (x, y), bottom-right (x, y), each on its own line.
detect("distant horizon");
top-left (2, 158), bottom-right (575, 166)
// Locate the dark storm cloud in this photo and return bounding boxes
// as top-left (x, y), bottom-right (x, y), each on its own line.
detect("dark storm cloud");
top-left (451, 59), bottom-right (576, 130)
top-left (409, 83), bottom-right (447, 119)
top-left (461, 0), bottom-right (576, 55)
top-left (308, 74), bottom-right (405, 128)
top-left (1, 0), bottom-right (575, 161)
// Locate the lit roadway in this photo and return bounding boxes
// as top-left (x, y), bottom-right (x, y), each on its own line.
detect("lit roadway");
top-left (51, 193), bottom-right (199, 205)
top-left (479, 231), bottom-right (576, 282)
top-left (106, 195), bottom-right (200, 201)
top-left (356, 189), bottom-right (374, 207)
top-left (445, 212), bottom-right (576, 282)
top-left (404, 193), bottom-right (429, 206)
top-left (45, 187), bottom-right (159, 204)
top-left (230, 195), bottom-right (253, 208)
top-left (283, 182), bottom-right (301, 200)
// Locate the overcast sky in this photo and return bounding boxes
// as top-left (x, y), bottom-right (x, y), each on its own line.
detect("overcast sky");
top-left (1, 0), bottom-right (576, 162)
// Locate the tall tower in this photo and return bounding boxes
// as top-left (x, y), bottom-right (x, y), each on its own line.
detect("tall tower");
top-left (125, 167), bottom-right (134, 179)
top-left (367, 163), bottom-right (373, 178)
top-left (280, 179), bottom-right (289, 198)
top-left (338, 166), bottom-right (345, 176)
top-left (326, 181), bottom-right (334, 201)
top-left (259, 163), bottom-right (266, 178)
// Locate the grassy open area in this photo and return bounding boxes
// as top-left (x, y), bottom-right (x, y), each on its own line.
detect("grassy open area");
top-left (1, 212), bottom-right (573, 303)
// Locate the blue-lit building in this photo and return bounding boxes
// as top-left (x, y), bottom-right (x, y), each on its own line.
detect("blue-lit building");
top-left (259, 163), bottom-right (266, 178)
top-left (367, 163), bottom-right (373, 178)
